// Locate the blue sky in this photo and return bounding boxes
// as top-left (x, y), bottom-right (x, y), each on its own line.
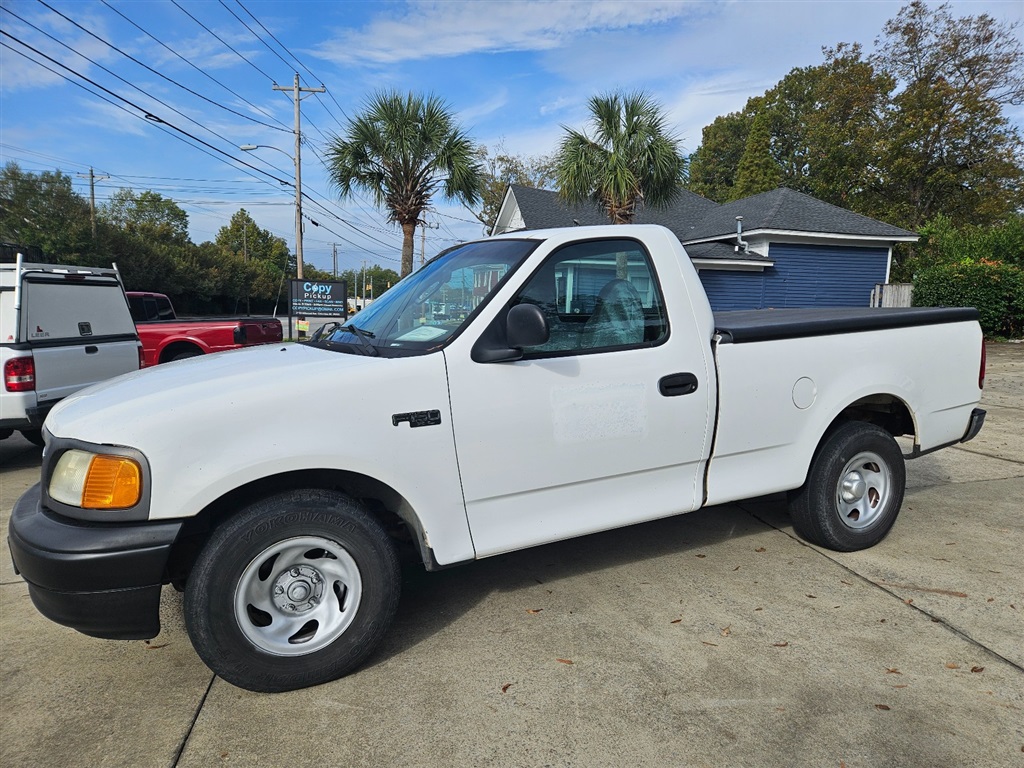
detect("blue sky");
top-left (2, 0), bottom-right (1021, 276)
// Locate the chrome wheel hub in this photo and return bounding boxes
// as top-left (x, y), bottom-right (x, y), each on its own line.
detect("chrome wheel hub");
top-left (835, 452), bottom-right (891, 530)
top-left (233, 536), bottom-right (362, 657)
top-left (271, 565), bottom-right (323, 613)
top-left (840, 472), bottom-right (867, 503)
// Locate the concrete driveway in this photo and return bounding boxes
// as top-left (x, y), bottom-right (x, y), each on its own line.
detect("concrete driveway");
top-left (2, 344), bottom-right (1022, 768)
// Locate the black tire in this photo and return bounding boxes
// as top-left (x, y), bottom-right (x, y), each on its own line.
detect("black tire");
top-left (184, 489), bottom-right (400, 692)
top-left (20, 429), bottom-right (45, 447)
top-left (168, 348), bottom-right (202, 362)
top-left (788, 421), bottom-right (906, 552)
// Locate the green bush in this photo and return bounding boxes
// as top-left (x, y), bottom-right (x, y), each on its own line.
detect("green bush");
top-left (913, 260), bottom-right (1024, 338)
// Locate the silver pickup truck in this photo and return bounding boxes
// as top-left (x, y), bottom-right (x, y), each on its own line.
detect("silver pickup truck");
top-left (1, 254), bottom-right (142, 444)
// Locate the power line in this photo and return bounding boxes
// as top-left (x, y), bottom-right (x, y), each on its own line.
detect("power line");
top-left (302, 213), bottom-right (397, 262)
top-left (12, 4), bottom-right (272, 155)
top-left (218, 0), bottom-right (293, 73)
top-left (0, 31), bottom-right (291, 189)
top-left (97, 0), bottom-right (290, 132)
top-left (170, 0), bottom-right (275, 82)
top-left (233, 0), bottom-right (350, 124)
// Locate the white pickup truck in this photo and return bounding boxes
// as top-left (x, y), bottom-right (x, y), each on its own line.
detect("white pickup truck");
top-left (8, 225), bottom-right (986, 692)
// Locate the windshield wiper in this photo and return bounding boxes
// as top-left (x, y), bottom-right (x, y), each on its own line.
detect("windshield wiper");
top-left (343, 324), bottom-right (378, 356)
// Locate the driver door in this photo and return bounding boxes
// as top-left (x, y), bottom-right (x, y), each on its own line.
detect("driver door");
top-left (444, 237), bottom-right (715, 557)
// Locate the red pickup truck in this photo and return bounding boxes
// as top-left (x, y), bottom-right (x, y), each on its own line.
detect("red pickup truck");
top-left (126, 292), bottom-right (283, 367)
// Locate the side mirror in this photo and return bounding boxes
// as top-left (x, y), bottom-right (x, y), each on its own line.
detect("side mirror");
top-left (506, 304), bottom-right (549, 349)
top-left (472, 304), bottom-right (550, 363)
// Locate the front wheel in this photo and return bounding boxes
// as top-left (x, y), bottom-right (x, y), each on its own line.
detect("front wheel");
top-left (788, 421), bottom-right (906, 552)
top-left (184, 489), bottom-right (400, 692)
top-left (20, 429), bottom-right (45, 447)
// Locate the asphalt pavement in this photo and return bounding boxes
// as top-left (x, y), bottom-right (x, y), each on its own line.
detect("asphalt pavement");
top-left (1, 344), bottom-right (1022, 768)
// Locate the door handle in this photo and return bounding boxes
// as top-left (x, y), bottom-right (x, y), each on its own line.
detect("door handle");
top-left (84, 346), bottom-right (99, 354)
top-left (659, 372), bottom-right (698, 397)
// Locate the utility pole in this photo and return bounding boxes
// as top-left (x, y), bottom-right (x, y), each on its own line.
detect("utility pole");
top-left (243, 223), bottom-right (250, 314)
top-left (272, 74), bottom-right (325, 280)
top-left (419, 221), bottom-right (440, 268)
top-left (332, 243), bottom-right (338, 278)
top-left (361, 259), bottom-right (367, 307)
top-left (76, 167), bottom-right (108, 239)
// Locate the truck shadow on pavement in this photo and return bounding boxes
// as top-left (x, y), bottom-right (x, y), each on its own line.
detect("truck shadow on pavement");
top-left (0, 436), bottom-right (43, 471)
top-left (367, 500), bottom-right (785, 668)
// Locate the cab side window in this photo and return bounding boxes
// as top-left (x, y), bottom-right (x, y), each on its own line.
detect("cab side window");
top-left (514, 239), bottom-right (668, 355)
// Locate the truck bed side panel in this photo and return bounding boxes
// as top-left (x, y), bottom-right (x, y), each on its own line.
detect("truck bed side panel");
top-left (705, 321), bottom-right (982, 506)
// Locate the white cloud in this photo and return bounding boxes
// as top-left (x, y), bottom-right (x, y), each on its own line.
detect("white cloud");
top-left (458, 88), bottom-right (511, 125)
top-left (312, 0), bottom-right (702, 65)
top-left (0, 5), bottom-right (121, 92)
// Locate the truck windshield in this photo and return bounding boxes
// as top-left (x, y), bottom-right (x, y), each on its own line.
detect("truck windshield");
top-left (317, 238), bottom-right (538, 355)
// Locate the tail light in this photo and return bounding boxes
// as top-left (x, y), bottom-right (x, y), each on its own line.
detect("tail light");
top-left (137, 343), bottom-right (147, 369)
top-left (4, 356), bottom-right (35, 392)
top-left (979, 341), bottom-right (986, 389)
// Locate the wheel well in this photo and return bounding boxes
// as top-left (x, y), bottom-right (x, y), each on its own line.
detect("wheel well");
top-left (829, 394), bottom-right (915, 441)
top-left (165, 469), bottom-right (426, 587)
top-left (159, 341), bottom-right (204, 363)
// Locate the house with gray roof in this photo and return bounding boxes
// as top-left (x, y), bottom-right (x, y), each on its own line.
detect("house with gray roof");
top-left (491, 185), bottom-right (918, 311)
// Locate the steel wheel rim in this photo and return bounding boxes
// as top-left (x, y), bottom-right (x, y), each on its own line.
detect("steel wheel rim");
top-left (835, 451), bottom-right (891, 530)
top-left (233, 535), bottom-right (362, 656)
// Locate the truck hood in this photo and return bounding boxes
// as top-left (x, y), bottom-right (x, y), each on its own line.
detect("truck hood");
top-left (45, 344), bottom-right (377, 443)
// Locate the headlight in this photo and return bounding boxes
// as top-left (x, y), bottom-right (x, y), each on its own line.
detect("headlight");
top-left (49, 449), bottom-right (142, 509)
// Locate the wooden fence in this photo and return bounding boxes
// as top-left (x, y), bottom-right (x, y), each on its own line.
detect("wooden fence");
top-left (870, 283), bottom-right (913, 307)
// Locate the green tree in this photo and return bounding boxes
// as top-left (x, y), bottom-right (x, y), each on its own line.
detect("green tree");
top-left (732, 111), bottom-right (784, 198)
top-left (554, 91), bottom-right (687, 224)
top-left (215, 209), bottom-right (289, 271)
top-left (870, 1), bottom-right (1024, 228)
top-left (99, 188), bottom-right (193, 293)
top-left (686, 110), bottom-right (750, 202)
top-left (338, 264), bottom-right (401, 302)
top-left (688, 45), bottom-right (892, 207)
top-left (102, 189), bottom-right (189, 245)
top-left (325, 91), bottom-right (482, 278)
top-left (0, 163), bottom-right (95, 261)
top-left (473, 143), bottom-right (556, 234)
top-left (212, 210), bottom-right (291, 311)
top-left (685, 2), bottom-right (1024, 227)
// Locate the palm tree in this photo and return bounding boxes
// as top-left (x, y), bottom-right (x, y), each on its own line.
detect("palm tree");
top-left (555, 91), bottom-right (686, 224)
top-left (325, 91), bottom-right (482, 277)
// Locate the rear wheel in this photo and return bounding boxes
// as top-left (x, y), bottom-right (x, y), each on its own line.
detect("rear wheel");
top-left (167, 348), bottom-right (201, 362)
top-left (788, 421), bottom-right (906, 551)
top-left (184, 489), bottom-right (400, 692)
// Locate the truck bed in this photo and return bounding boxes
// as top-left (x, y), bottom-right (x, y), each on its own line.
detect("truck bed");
top-left (713, 307), bottom-right (979, 343)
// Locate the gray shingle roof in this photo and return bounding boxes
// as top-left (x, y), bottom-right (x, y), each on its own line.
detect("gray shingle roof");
top-left (682, 187), bottom-right (917, 241)
top-left (506, 184), bottom-right (918, 244)
top-left (683, 241), bottom-right (772, 262)
top-left (507, 185), bottom-right (720, 241)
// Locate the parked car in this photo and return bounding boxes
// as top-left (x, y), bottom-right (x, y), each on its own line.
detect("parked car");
top-left (126, 291), bottom-right (283, 366)
top-left (1, 255), bottom-right (142, 445)
top-left (9, 225), bottom-right (985, 692)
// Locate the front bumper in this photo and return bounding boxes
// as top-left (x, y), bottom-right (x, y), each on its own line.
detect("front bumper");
top-left (7, 484), bottom-right (182, 640)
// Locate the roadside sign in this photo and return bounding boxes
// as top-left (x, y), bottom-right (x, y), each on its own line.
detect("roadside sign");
top-left (288, 279), bottom-right (348, 318)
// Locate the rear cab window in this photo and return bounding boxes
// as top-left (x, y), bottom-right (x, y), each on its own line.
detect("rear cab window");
top-left (22, 277), bottom-right (136, 341)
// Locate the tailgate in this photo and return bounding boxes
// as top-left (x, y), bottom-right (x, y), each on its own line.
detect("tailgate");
top-left (241, 319), bottom-right (283, 344)
top-left (32, 339), bottom-right (140, 404)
